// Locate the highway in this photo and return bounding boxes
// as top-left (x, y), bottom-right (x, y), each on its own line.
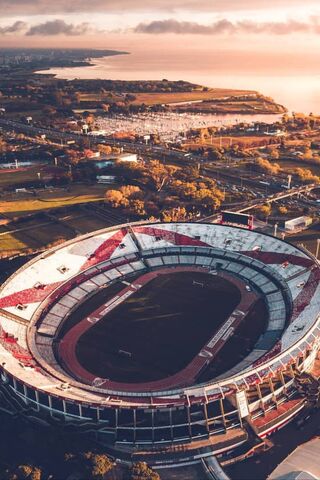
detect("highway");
top-left (0, 118), bottom-right (183, 160)
top-left (0, 118), bottom-right (318, 221)
top-left (201, 183), bottom-right (318, 223)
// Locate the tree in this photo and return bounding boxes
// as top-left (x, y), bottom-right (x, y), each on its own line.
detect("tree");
top-left (105, 189), bottom-right (126, 207)
top-left (294, 168), bottom-right (320, 183)
top-left (83, 452), bottom-right (114, 479)
top-left (256, 204), bottom-right (271, 218)
top-left (128, 199), bottom-right (146, 217)
top-left (130, 462), bottom-right (160, 480)
top-left (269, 148), bottom-right (280, 160)
top-left (98, 144), bottom-right (112, 155)
top-left (4, 465), bottom-right (42, 480)
top-left (161, 206), bottom-right (187, 222)
top-left (65, 451), bottom-right (114, 479)
top-left (278, 206), bottom-right (288, 215)
top-left (302, 147), bottom-right (313, 160)
top-left (120, 185), bottom-right (142, 199)
top-left (147, 161), bottom-right (177, 192)
top-left (254, 157), bottom-right (281, 175)
top-left (65, 149), bottom-right (82, 166)
top-left (0, 136), bottom-right (7, 153)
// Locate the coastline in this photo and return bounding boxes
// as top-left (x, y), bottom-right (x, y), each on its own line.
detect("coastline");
top-left (34, 53), bottom-right (129, 79)
top-left (33, 50), bottom-right (130, 78)
top-left (35, 56), bottom-right (286, 116)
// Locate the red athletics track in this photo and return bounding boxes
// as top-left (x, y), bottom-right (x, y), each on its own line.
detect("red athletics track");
top-left (58, 266), bottom-right (259, 392)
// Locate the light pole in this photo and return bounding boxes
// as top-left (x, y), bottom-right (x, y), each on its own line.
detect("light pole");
top-left (316, 239), bottom-right (320, 260)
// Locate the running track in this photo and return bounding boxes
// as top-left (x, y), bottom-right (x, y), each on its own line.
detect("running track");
top-left (58, 266), bottom-right (259, 392)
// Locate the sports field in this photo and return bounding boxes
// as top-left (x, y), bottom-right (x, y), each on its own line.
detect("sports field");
top-left (74, 272), bottom-right (241, 383)
top-left (197, 297), bottom-right (268, 382)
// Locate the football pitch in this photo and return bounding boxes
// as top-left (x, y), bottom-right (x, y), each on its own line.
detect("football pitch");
top-left (74, 271), bottom-right (241, 383)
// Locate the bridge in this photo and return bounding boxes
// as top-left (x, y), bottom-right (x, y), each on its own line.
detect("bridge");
top-left (236, 184), bottom-right (318, 213)
top-left (201, 183), bottom-right (318, 223)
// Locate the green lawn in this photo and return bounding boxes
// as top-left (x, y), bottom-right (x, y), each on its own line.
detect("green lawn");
top-left (0, 185), bottom-right (109, 217)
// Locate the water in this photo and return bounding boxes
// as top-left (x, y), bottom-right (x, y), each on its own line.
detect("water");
top-left (38, 48), bottom-right (320, 115)
top-left (95, 112), bottom-right (281, 141)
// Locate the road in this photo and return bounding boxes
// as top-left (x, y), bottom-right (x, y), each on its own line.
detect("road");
top-left (227, 407), bottom-right (320, 480)
top-left (201, 183), bottom-right (317, 223)
top-left (0, 118), bottom-right (318, 219)
top-left (0, 118), bottom-right (182, 160)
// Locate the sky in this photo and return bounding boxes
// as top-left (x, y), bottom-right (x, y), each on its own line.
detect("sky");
top-left (1, 1), bottom-right (320, 113)
top-left (0, 0), bottom-right (319, 48)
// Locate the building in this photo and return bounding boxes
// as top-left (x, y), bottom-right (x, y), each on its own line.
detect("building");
top-left (96, 175), bottom-right (117, 184)
top-left (116, 153), bottom-right (138, 163)
top-left (94, 153), bottom-right (138, 170)
top-left (285, 216), bottom-right (313, 233)
top-left (0, 222), bottom-right (319, 470)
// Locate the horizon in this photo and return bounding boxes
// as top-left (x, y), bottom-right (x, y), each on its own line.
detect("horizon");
top-left (1, 0), bottom-right (320, 94)
top-left (0, 1), bottom-right (319, 60)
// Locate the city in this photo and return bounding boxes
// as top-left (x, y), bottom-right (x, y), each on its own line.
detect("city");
top-left (0, 2), bottom-right (320, 480)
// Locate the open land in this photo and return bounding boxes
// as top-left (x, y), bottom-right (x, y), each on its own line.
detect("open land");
top-left (0, 184), bottom-right (112, 216)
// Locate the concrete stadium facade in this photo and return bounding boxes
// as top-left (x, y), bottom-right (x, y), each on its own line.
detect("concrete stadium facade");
top-left (0, 222), bottom-right (319, 467)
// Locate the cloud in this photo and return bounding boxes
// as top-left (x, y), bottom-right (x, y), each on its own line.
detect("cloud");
top-left (134, 17), bottom-right (320, 35)
top-left (0, 0), bottom-right (318, 16)
top-left (134, 19), bottom-right (235, 34)
top-left (26, 19), bottom-right (94, 36)
top-left (0, 20), bottom-right (27, 34)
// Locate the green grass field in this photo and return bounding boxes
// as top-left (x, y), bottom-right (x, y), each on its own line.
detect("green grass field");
top-left (0, 185), bottom-right (109, 218)
top-left (131, 88), bottom-right (257, 106)
top-left (75, 272), bottom-right (241, 383)
top-left (0, 169), bottom-right (41, 188)
top-left (0, 204), bottom-right (112, 257)
top-left (0, 232), bottom-right (28, 252)
top-left (64, 214), bottom-right (107, 234)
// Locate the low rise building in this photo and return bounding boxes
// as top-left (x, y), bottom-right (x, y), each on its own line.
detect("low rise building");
top-left (285, 216), bottom-right (313, 233)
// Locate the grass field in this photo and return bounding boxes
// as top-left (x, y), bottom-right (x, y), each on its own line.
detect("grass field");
top-left (0, 219), bottom-right (75, 253)
top-left (77, 88), bottom-right (257, 106)
top-left (63, 214), bottom-right (107, 234)
top-left (0, 232), bottom-right (28, 252)
top-left (198, 298), bottom-right (268, 382)
top-left (0, 185), bottom-right (109, 217)
top-left (131, 89), bottom-right (257, 106)
top-left (184, 135), bottom-right (270, 149)
top-left (0, 167), bottom-right (47, 188)
top-left (74, 272), bottom-right (241, 383)
top-left (0, 201), bottom-right (122, 256)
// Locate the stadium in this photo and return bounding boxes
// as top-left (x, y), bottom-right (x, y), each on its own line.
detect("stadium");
top-left (0, 221), bottom-right (319, 469)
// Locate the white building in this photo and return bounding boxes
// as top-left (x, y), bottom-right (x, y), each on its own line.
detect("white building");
top-left (96, 175), bottom-right (117, 184)
top-left (117, 153), bottom-right (138, 163)
top-left (285, 216), bottom-right (313, 232)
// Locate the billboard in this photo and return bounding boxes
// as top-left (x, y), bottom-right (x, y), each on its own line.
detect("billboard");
top-left (220, 211), bottom-right (253, 230)
top-left (236, 390), bottom-right (249, 418)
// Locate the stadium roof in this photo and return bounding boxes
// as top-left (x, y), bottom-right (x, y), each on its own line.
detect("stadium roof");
top-left (268, 438), bottom-right (320, 480)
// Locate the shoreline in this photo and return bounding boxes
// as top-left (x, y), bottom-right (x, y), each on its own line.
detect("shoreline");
top-left (34, 54), bottom-right (128, 79)
top-left (30, 50), bottom-right (130, 78)
top-left (35, 57), bottom-right (286, 116)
